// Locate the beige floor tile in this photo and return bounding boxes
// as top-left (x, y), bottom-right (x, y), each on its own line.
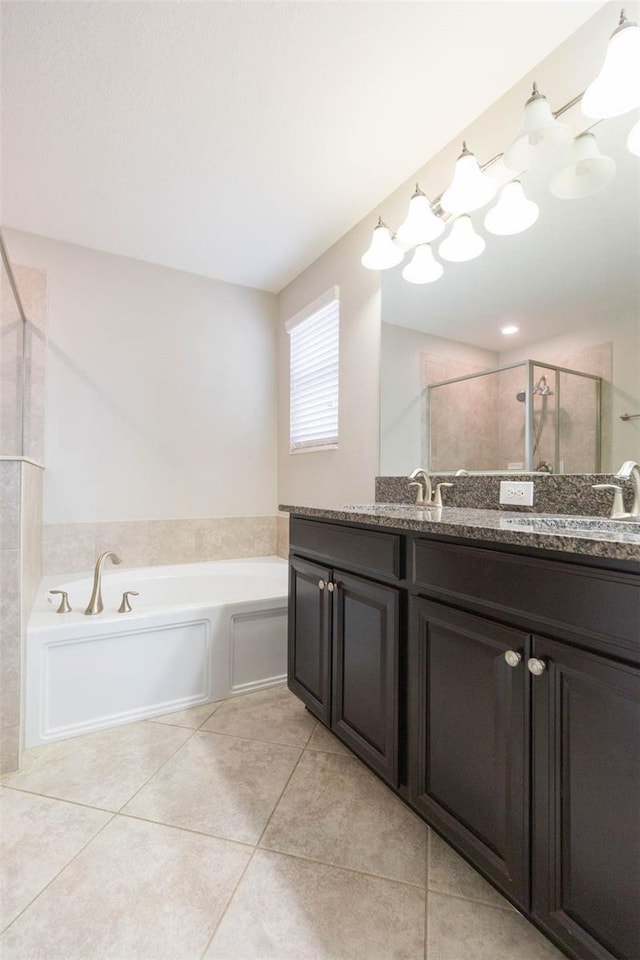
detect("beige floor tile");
top-left (3, 721), bottom-right (191, 811)
top-left (201, 685), bottom-right (316, 747)
top-left (149, 700), bottom-right (222, 728)
top-left (0, 788), bottom-right (111, 931)
top-left (306, 722), bottom-right (353, 756)
top-left (428, 830), bottom-right (514, 910)
top-left (205, 848), bottom-right (425, 960)
top-left (427, 892), bottom-right (566, 960)
top-left (123, 730), bottom-right (301, 843)
top-left (0, 815), bottom-right (251, 960)
top-left (260, 750), bottom-right (427, 886)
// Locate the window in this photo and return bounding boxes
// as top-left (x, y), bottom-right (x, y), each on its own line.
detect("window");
top-left (286, 287), bottom-right (339, 453)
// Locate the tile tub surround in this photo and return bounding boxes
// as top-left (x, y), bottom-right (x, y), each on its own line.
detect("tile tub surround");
top-left (0, 459), bottom-right (43, 774)
top-left (42, 515), bottom-right (279, 575)
top-left (279, 504), bottom-right (640, 562)
top-left (0, 685), bottom-right (565, 960)
top-left (375, 472), bottom-right (637, 516)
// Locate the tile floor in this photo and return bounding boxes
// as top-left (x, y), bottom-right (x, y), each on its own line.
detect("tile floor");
top-left (0, 685), bottom-right (566, 960)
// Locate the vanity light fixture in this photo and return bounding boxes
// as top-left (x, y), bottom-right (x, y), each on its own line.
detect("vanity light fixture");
top-left (504, 83), bottom-right (573, 173)
top-left (582, 9), bottom-right (640, 119)
top-left (440, 143), bottom-right (497, 215)
top-left (361, 12), bottom-right (633, 281)
top-left (401, 244), bottom-right (444, 284)
top-left (484, 180), bottom-right (539, 235)
top-left (501, 325), bottom-right (520, 335)
top-left (550, 131), bottom-right (616, 199)
top-left (439, 215), bottom-right (486, 262)
top-left (396, 185), bottom-right (445, 247)
top-left (361, 216), bottom-right (404, 271)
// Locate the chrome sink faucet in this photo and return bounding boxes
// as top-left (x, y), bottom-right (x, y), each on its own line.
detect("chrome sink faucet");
top-left (85, 551), bottom-right (121, 615)
top-left (408, 468), bottom-right (432, 505)
top-left (615, 460), bottom-right (640, 517)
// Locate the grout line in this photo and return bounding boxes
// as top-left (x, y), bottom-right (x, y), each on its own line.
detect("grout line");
top-left (115, 725), bottom-right (202, 815)
top-left (426, 887), bottom-right (516, 914)
top-left (115, 810), bottom-right (257, 849)
top-left (0, 784), bottom-right (114, 814)
top-left (255, 843), bottom-right (429, 892)
top-left (0, 810), bottom-right (118, 936)
top-left (197, 724), bottom-right (309, 960)
top-left (192, 725), bottom-right (314, 752)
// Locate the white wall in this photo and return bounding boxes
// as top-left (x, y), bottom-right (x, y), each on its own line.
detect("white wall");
top-left (5, 229), bottom-right (278, 524)
top-left (276, 3), bottom-right (625, 506)
top-left (277, 226), bottom-right (382, 509)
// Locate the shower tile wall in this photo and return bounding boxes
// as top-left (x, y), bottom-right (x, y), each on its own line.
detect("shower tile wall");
top-left (0, 459), bottom-right (43, 773)
top-left (494, 343), bottom-right (612, 472)
top-left (42, 516), bottom-right (279, 576)
top-left (0, 264), bottom-right (47, 463)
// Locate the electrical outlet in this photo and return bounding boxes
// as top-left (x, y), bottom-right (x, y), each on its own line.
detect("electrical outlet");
top-left (499, 480), bottom-right (534, 506)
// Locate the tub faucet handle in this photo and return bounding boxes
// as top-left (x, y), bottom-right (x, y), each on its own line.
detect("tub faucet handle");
top-left (118, 591), bottom-right (139, 614)
top-left (49, 590), bottom-right (72, 614)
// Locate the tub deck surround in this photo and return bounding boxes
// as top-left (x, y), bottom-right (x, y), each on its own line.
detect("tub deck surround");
top-left (25, 558), bottom-right (288, 748)
top-left (279, 503), bottom-right (640, 562)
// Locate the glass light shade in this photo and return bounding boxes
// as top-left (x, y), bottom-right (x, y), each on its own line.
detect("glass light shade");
top-left (439, 215), bottom-right (486, 262)
top-left (361, 217), bottom-right (404, 270)
top-left (550, 131), bottom-right (617, 199)
top-left (484, 181), bottom-right (539, 236)
top-left (402, 244), bottom-right (444, 284)
top-left (628, 119), bottom-right (640, 156)
top-left (396, 186), bottom-right (445, 247)
top-left (582, 14), bottom-right (640, 119)
top-left (440, 143), bottom-right (496, 215)
top-left (504, 86), bottom-right (573, 172)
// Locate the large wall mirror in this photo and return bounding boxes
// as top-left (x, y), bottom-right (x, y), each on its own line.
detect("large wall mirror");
top-left (380, 109), bottom-right (640, 476)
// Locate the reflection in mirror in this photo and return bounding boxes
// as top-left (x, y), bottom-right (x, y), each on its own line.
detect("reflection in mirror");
top-left (380, 111), bottom-right (640, 476)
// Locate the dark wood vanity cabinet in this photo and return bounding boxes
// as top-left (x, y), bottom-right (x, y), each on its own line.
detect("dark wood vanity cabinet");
top-left (408, 598), bottom-right (530, 907)
top-left (287, 514), bottom-right (640, 960)
top-left (530, 636), bottom-right (640, 960)
top-left (287, 528), bottom-right (400, 785)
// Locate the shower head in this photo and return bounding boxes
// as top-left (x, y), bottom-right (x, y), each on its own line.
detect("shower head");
top-left (515, 375), bottom-right (554, 402)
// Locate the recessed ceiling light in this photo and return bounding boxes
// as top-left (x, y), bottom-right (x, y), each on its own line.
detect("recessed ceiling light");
top-left (501, 325), bottom-right (519, 335)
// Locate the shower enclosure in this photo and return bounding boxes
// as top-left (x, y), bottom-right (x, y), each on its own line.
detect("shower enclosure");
top-left (427, 359), bottom-right (601, 474)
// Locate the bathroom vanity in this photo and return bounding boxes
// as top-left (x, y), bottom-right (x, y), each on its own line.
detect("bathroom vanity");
top-left (283, 505), bottom-right (640, 960)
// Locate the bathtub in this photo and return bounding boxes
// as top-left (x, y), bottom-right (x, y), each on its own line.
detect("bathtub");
top-left (25, 557), bottom-right (289, 748)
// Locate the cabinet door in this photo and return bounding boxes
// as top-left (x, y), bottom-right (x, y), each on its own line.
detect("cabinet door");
top-left (531, 636), bottom-right (640, 960)
top-left (408, 597), bottom-right (529, 906)
top-left (331, 570), bottom-right (399, 785)
top-left (288, 557), bottom-right (331, 724)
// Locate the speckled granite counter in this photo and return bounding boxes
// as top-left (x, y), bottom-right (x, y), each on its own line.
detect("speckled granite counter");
top-left (280, 504), bottom-right (640, 563)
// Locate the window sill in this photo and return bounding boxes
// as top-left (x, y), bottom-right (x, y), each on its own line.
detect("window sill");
top-left (290, 444), bottom-right (338, 455)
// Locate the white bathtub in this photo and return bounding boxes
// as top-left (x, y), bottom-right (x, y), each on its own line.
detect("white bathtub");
top-left (25, 557), bottom-right (289, 747)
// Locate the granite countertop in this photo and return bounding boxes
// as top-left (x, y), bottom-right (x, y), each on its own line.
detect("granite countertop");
top-left (280, 503), bottom-right (640, 563)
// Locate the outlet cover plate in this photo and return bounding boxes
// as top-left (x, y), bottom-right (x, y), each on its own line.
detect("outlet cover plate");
top-left (500, 480), bottom-right (534, 507)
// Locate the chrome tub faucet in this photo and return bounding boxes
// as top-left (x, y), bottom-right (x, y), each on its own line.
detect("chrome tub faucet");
top-left (85, 551), bottom-right (121, 615)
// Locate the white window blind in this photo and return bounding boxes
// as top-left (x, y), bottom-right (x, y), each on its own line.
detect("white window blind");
top-left (287, 289), bottom-right (339, 452)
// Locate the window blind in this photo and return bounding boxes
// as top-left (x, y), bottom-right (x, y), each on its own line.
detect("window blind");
top-left (288, 294), bottom-right (339, 452)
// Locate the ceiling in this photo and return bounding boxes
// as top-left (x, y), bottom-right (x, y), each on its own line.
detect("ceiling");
top-left (1, 1), bottom-right (607, 293)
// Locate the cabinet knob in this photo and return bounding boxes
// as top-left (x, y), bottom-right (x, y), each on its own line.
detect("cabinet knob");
top-left (318, 579), bottom-right (326, 590)
top-left (504, 650), bottom-right (522, 668)
top-left (327, 582), bottom-right (335, 593)
top-left (527, 657), bottom-right (547, 677)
